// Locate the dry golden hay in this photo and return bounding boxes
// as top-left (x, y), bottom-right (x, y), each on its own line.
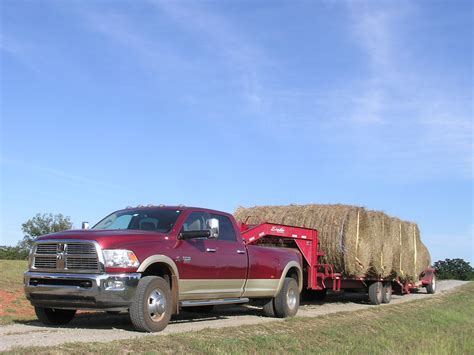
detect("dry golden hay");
top-left (234, 204), bottom-right (371, 277)
top-left (235, 204), bottom-right (432, 281)
top-left (367, 211), bottom-right (394, 278)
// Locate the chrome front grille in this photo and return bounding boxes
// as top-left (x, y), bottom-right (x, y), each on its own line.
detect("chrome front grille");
top-left (33, 241), bottom-right (101, 272)
top-left (36, 243), bottom-right (58, 254)
top-left (33, 256), bottom-right (57, 268)
top-left (66, 257), bottom-right (99, 270)
top-left (66, 243), bottom-right (96, 255)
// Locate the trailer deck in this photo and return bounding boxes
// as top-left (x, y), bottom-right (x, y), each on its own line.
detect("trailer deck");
top-left (240, 221), bottom-right (436, 304)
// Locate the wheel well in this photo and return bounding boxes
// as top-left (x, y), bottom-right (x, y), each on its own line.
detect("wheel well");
top-left (141, 263), bottom-right (173, 287)
top-left (286, 267), bottom-right (300, 284)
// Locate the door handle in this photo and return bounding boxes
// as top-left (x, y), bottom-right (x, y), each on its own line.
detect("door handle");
top-left (237, 249), bottom-right (246, 254)
top-left (206, 248), bottom-right (217, 253)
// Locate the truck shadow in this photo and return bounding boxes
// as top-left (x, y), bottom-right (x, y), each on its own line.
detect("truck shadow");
top-left (13, 305), bottom-right (264, 331)
top-left (14, 289), bottom-right (426, 330)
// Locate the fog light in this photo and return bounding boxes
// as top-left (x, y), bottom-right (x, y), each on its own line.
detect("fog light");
top-left (105, 280), bottom-right (125, 290)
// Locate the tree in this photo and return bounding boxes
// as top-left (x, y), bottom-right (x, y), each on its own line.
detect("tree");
top-left (18, 213), bottom-right (73, 251)
top-left (0, 246), bottom-right (29, 260)
top-left (434, 258), bottom-right (474, 281)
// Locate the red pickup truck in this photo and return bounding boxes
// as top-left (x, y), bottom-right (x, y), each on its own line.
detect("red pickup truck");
top-left (24, 206), bottom-right (303, 332)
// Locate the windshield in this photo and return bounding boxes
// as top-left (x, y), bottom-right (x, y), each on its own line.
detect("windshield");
top-left (93, 209), bottom-right (182, 233)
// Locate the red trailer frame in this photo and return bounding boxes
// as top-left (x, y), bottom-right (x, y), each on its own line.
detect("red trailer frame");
top-left (240, 221), bottom-right (435, 300)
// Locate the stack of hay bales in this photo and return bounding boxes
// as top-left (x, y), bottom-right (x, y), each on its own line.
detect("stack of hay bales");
top-left (234, 204), bottom-right (431, 280)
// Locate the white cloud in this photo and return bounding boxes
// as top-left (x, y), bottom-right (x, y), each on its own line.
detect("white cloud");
top-left (0, 158), bottom-right (116, 188)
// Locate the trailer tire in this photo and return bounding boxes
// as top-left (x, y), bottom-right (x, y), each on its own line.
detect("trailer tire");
top-left (35, 307), bottom-right (76, 325)
top-left (129, 276), bottom-right (172, 332)
top-left (426, 275), bottom-right (436, 294)
top-left (381, 283), bottom-right (392, 304)
top-left (274, 277), bottom-right (299, 318)
top-left (368, 282), bottom-right (383, 305)
top-left (262, 298), bottom-right (276, 317)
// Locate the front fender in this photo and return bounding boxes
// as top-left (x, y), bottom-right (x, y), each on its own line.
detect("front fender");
top-left (136, 255), bottom-right (180, 278)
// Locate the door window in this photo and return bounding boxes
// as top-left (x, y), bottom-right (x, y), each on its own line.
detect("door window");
top-left (182, 212), bottom-right (209, 231)
top-left (210, 214), bottom-right (237, 242)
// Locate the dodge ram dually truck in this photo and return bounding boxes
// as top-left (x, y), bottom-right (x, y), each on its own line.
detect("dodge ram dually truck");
top-left (24, 206), bottom-right (303, 332)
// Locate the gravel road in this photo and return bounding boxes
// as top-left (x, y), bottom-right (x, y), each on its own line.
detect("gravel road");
top-left (0, 280), bottom-right (468, 352)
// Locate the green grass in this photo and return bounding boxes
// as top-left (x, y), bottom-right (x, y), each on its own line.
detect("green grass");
top-left (6, 282), bottom-right (473, 354)
top-left (0, 260), bottom-right (28, 290)
top-left (0, 260), bottom-right (34, 325)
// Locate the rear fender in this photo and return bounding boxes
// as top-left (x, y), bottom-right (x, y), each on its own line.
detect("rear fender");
top-left (274, 261), bottom-right (303, 296)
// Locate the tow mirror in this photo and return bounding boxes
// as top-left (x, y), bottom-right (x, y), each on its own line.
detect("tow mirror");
top-left (179, 230), bottom-right (211, 240)
top-left (207, 218), bottom-right (219, 239)
top-left (82, 222), bottom-right (90, 230)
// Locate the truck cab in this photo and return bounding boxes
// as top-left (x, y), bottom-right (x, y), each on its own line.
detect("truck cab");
top-left (24, 206), bottom-right (302, 332)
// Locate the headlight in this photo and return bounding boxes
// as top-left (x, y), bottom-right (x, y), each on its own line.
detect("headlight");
top-left (102, 249), bottom-right (140, 268)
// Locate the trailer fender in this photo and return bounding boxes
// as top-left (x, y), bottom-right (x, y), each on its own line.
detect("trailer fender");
top-left (274, 261), bottom-right (303, 296)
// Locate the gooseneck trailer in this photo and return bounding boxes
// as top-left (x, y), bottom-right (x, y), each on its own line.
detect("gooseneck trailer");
top-left (240, 221), bottom-right (436, 305)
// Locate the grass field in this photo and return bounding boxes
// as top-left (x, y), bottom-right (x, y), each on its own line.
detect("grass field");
top-left (3, 257), bottom-right (472, 354)
top-left (0, 260), bottom-right (34, 325)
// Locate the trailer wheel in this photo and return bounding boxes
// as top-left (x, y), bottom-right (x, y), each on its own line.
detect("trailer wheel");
top-left (35, 307), bottom-right (76, 325)
top-left (129, 276), bottom-right (172, 332)
top-left (368, 282), bottom-right (383, 305)
top-left (381, 283), bottom-right (392, 304)
top-left (426, 275), bottom-right (436, 294)
top-left (262, 298), bottom-right (276, 317)
top-left (274, 277), bottom-right (300, 318)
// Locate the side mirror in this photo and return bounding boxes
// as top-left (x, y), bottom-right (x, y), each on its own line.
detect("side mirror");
top-left (179, 230), bottom-right (211, 240)
top-left (82, 222), bottom-right (90, 230)
top-left (207, 218), bottom-right (219, 239)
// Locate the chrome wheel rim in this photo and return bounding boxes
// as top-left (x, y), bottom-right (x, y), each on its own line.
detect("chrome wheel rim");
top-left (148, 288), bottom-right (167, 321)
top-left (287, 287), bottom-right (297, 309)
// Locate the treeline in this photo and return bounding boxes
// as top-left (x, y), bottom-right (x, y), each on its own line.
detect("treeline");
top-left (1, 213), bottom-right (73, 260)
top-left (0, 245), bottom-right (29, 260)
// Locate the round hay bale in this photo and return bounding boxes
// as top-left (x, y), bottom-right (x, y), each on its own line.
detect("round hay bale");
top-left (389, 218), bottom-right (403, 278)
top-left (413, 224), bottom-right (431, 276)
top-left (234, 204), bottom-right (371, 277)
top-left (367, 212), bottom-right (394, 278)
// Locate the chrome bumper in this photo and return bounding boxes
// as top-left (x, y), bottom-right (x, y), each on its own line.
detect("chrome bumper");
top-left (24, 271), bottom-right (141, 310)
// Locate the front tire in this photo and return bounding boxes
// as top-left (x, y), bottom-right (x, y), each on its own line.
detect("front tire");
top-left (130, 276), bottom-right (172, 332)
top-left (274, 277), bottom-right (300, 318)
top-left (35, 307), bottom-right (76, 325)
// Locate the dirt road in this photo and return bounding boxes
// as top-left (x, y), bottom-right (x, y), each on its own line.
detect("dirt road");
top-left (0, 280), bottom-right (468, 352)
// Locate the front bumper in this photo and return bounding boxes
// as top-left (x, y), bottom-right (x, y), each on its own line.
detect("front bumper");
top-left (24, 271), bottom-right (141, 310)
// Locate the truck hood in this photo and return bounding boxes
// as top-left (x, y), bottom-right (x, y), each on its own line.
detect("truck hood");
top-left (35, 229), bottom-right (171, 249)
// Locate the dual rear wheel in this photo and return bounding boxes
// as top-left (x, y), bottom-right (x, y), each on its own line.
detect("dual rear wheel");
top-left (263, 277), bottom-right (300, 318)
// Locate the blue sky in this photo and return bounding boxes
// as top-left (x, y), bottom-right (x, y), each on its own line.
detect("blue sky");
top-left (1, 0), bottom-right (472, 263)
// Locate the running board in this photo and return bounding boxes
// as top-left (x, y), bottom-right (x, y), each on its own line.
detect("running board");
top-left (180, 298), bottom-right (249, 307)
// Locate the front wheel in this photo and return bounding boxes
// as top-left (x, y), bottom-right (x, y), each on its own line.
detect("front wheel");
top-left (129, 276), bottom-right (172, 332)
top-left (35, 307), bottom-right (76, 325)
top-left (274, 277), bottom-right (300, 318)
